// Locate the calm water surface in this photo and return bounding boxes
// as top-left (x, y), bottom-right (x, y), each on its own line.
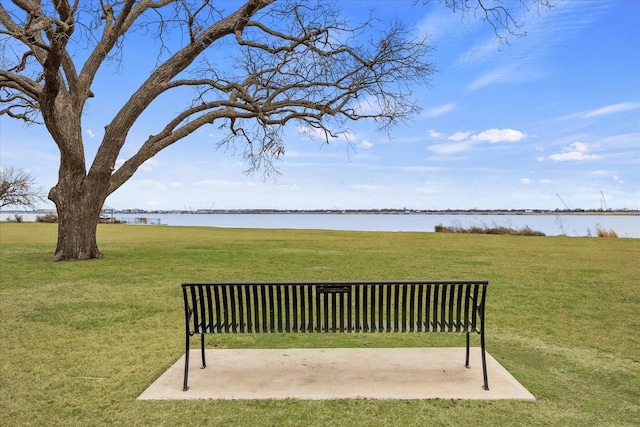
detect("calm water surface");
top-left (114, 213), bottom-right (639, 238)
top-left (5, 212), bottom-right (639, 238)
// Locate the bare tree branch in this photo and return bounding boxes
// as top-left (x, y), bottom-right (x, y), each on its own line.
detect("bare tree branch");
top-left (0, 0), bottom-right (549, 260)
top-left (419, 0), bottom-right (555, 45)
top-left (0, 166), bottom-right (45, 208)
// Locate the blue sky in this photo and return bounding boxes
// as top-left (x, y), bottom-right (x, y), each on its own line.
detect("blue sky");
top-left (1, 0), bottom-right (639, 211)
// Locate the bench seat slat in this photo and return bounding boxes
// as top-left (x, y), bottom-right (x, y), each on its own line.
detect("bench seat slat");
top-left (186, 282), bottom-right (486, 335)
top-left (187, 283), bottom-right (480, 333)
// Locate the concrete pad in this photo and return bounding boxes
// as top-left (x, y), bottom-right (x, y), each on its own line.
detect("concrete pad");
top-left (138, 347), bottom-right (535, 401)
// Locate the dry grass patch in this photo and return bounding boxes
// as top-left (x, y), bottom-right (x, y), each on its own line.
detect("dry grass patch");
top-left (434, 224), bottom-right (546, 236)
top-left (596, 227), bottom-right (618, 238)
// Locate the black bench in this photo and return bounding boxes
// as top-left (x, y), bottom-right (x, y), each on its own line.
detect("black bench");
top-left (181, 280), bottom-right (488, 391)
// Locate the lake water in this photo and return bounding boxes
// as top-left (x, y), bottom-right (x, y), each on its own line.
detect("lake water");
top-left (112, 212), bottom-right (639, 238)
top-left (5, 212), bottom-right (639, 238)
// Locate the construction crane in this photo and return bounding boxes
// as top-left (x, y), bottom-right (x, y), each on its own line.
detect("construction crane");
top-left (556, 194), bottom-right (571, 210)
top-left (600, 190), bottom-right (608, 211)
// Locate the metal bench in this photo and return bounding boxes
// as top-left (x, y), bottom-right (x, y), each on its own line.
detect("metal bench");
top-left (181, 280), bottom-right (488, 391)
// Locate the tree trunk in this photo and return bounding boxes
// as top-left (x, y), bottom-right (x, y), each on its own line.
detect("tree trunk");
top-left (48, 168), bottom-right (108, 262)
top-left (40, 77), bottom-right (111, 261)
top-left (52, 208), bottom-right (103, 262)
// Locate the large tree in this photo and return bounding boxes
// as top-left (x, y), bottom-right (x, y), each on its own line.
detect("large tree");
top-left (0, 1), bottom-right (546, 261)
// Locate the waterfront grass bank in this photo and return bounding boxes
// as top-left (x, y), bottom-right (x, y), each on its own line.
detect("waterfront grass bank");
top-left (1, 223), bottom-right (638, 426)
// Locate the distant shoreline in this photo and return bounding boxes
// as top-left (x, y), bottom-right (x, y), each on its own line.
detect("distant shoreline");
top-left (3, 208), bottom-right (639, 216)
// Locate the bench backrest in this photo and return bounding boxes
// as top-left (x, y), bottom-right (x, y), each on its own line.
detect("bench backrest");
top-left (182, 281), bottom-right (487, 335)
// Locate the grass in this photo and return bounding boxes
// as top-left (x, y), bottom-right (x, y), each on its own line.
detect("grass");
top-left (1, 222), bottom-right (639, 426)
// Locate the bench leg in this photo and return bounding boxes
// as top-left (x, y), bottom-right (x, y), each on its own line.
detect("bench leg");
top-left (466, 330), bottom-right (489, 390)
top-left (200, 333), bottom-right (207, 369)
top-left (465, 332), bottom-right (471, 368)
top-left (183, 333), bottom-right (190, 391)
top-left (480, 328), bottom-right (489, 390)
top-left (183, 333), bottom-right (207, 391)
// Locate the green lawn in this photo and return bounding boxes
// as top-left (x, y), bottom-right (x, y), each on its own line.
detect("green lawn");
top-left (1, 222), bottom-right (638, 426)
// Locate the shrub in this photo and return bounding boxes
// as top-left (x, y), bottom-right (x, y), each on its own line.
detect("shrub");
top-left (596, 227), bottom-right (618, 238)
top-left (3, 214), bottom-right (24, 223)
top-left (434, 224), bottom-right (545, 236)
top-left (36, 213), bottom-right (58, 223)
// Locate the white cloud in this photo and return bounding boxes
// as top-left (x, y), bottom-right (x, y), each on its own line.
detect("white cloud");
top-left (583, 102), bottom-right (640, 118)
top-left (428, 140), bottom-right (474, 155)
top-left (446, 129), bottom-right (525, 143)
top-left (560, 102), bottom-right (640, 121)
top-left (297, 125), bottom-right (353, 144)
top-left (549, 142), bottom-right (601, 162)
top-left (520, 178), bottom-right (551, 185)
top-left (587, 170), bottom-right (625, 184)
top-left (448, 132), bottom-right (472, 141)
top-left (471, 128), bottom-right (526, 143)
top-left (468, 65), bottom-right (522, 90)
top-left (429, 128), bottom-right (525, 154)
top-left (137, 179), bottom-right (168, 190)
top-left (457, 1), bottom-right (607, 90)
top-left (358, 140), bottom-right (373, 149)
top-left (416, 6), bottom-right (480, 49)
top-left (457, 1), bottom-right (605, 67)
top-left (351, 95), bottom-right (379, 116)
top-left (86, 129), bottom-right (95, 138)
top-left (139, 159), bottom-right (158, 172)
top-left (424, 103), bottom-right (455, 118)
top-left (298, 125), bottom-right (333, 140)
top-left (428, 129), bottom-right (445, 139)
